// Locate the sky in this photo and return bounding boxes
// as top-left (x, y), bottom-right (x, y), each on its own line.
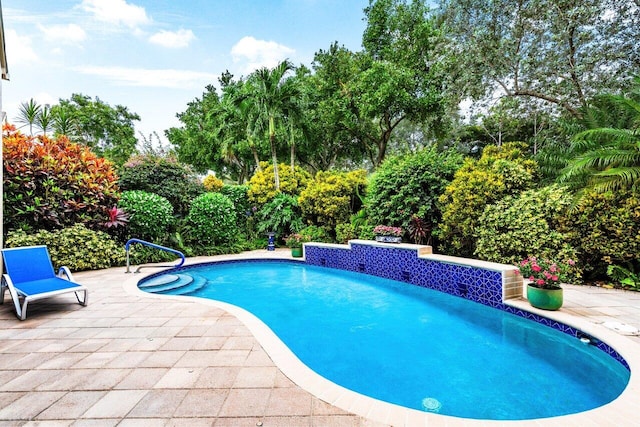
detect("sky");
top-left (1, 0), bottom-right (369, 144)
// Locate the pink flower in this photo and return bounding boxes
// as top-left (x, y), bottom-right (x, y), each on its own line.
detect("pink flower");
top-left (551, 275), bottom-right (559, 281)
top-left (536, 279), bottom-right (545, 286)
top-left (532, 264), bottom-right (542, 272)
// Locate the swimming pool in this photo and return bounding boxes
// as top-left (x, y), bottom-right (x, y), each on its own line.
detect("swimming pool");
top-left (138, 260), bottom-right (630, 420)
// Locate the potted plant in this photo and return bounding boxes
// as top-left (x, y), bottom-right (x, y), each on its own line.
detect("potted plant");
top-left (285, 233), bottom-right (306, 257)
top-left (517, 256), bottom-right (576, 310)
top-left (373, 225), bottom-right (403, 243)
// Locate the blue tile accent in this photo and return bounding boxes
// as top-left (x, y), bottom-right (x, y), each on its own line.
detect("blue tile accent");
top-left (304, 242), bottom-right (629, 370)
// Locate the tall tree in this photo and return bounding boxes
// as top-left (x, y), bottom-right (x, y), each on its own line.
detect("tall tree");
top-left (439, 0), bottom-right (640, 118)
top-left (245, 60), bottom-right (299, 190)
top-left (357, 0), bottom-right (447, 166)
top-left (51, 94), bottom-right (140, 167)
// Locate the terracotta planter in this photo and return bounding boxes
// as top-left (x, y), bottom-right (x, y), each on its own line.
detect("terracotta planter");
top-left (527, 284), bottom-right (563, 310)
top-left (291, 247), bottom-right (303, 258)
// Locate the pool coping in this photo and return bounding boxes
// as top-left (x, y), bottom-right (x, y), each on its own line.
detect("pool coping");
top-left (122, 254), bottom-right (640, 426)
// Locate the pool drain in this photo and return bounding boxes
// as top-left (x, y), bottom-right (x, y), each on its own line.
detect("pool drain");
top-left (421, 397), bottom-right (442, 412)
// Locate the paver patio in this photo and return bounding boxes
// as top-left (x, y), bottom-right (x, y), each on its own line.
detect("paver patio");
top-left (1, 249), bottom-right (639, 426)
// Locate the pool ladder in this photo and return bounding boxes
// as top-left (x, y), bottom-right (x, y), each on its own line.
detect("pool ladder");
top-left (125, 238), bottom-right (185, 273)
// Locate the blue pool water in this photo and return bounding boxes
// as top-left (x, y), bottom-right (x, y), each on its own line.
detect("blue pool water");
top-left (139, 261), bottom-right (630, 420)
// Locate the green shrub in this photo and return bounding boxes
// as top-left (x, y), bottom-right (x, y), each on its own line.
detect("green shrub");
top-left (247, 162), bottom-right (312, 205)
top-left (255, 193), bottom-right (303, 241)
top-left (299, 225), bottom-right (331, 243)
top-left (298, 170), bottom-right (367, 237)
top-left (367, 147), bottom-right (463, 242)
top-left (2, 125), bottom-right (119, 232)
top-left (474, 185), bottom-right (577, 265)
top-left (185, 193), bottom-right (238, 246)
top-left (119, 155), bottom-right (204, 217)
top-left (437, 142), bottom-right (538, 257)
top-left (119, 190), bottom-right (174, 242)
top-left (220, 185), bottom-right (252, 233)
top-left (558, 189), bottom-right (640, 279)
top-left (5, 224), bottom-right (125, 271)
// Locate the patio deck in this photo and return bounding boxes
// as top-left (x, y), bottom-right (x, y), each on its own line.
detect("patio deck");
top-left (1, 249), bottom-right (639, 426)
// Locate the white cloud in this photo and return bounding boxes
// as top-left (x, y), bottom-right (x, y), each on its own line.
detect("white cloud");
top-left (79, 0), bottom-right (151, 29)
top-left (231, 36), bottom-right (295, 74)
top-left (149, 29), bottom-right (196, 49)
top-left (5, 29), bottom-right (39, 65)
top-left (75, 65), bottom-right (218, 89)
top-left (38, 24), bottom-right (87, 44)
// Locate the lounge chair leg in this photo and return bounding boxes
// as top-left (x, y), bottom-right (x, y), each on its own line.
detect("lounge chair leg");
top-left (75, 289), bottom-right (89, 306)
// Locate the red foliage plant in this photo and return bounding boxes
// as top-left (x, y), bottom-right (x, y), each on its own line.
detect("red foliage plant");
top-left (2, 123), bottom-right (120, 232)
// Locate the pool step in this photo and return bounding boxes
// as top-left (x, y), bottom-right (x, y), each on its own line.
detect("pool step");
top-left (139, 273), bottom-right (207, 295)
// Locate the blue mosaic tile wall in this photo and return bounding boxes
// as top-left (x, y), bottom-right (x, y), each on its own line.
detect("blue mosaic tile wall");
top-left (304, 243), bottom-right (629, 369)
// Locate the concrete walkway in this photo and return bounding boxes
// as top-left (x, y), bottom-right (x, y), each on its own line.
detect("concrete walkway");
top-left (1, 249), bottom-right (639, 426)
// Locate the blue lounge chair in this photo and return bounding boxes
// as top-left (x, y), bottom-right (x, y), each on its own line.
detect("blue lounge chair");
top-left (1, 245), bottom-right (88, 320)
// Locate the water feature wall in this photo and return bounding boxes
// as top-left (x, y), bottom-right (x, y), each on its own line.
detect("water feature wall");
top-left (303, 240), bottom-right (628, 368)
top-left (304, 240), bottom-right (521, 309)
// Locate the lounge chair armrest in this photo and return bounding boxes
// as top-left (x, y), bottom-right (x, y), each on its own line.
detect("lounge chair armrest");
top-left (57, 266), bottom-right (75, 282)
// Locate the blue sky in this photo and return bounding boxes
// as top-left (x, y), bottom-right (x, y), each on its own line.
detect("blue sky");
top-left (2, 0), bottom-right (368, 142)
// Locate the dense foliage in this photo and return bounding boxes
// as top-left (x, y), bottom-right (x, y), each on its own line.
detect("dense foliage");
top-left (437, 143), bottom-right (538, 256)
top-left (367, 147), bottom-right (463, 242)
top-left (255, 193), bottom-right (303, 240)
top-left (51, 93), bottom-right (140, 167)
top-left (247, 162), bottom-right (311, 204)
top-left (2, 125), bottom-right (119, 233)
top-left (219, 185), bottom-right (252, 233)
top-left (558, 189), bottom-right (640, 279)
top-left (119, 155), bottom-right (203, 217)
top-left (474, 185), bottom-right (576, 265)
top-left (184, 193), bottom-right (238, 246)
top-left (5, 224), bottom-right (125, 271)
top-left (119, 191), bottom-right (174, 242)
top-left (298, 170), bottom-right (367, 236)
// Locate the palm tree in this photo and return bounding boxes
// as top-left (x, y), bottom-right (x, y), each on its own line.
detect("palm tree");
top-left (560, 78), bottom-right (640, 193)
top-left (247, 59), bottom-right (298, 190)
top-left (51, 106), bottom-right (78, 138)
top-left (15, 98), bottom-right (41, 136)
top-left (35, 104), bottom-right (53, 136)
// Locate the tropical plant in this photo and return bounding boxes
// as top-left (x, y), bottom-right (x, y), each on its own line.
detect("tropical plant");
top-left (607, 265), bottom-right (640, 290)
top-left (118, 190), bottom-right (174, 242)
top-left (35, 104), bottom-right (53, 136)
top-left (2, 124), bottom-right (120, 232)
top-left (14, 98), bottom-right (42, 136)
top-left (255, 193), bottom-right (303, 240)
top-left (244, 60), bottom-right (300, 190)
top-left (560, 78), bottom-right (640, 193)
